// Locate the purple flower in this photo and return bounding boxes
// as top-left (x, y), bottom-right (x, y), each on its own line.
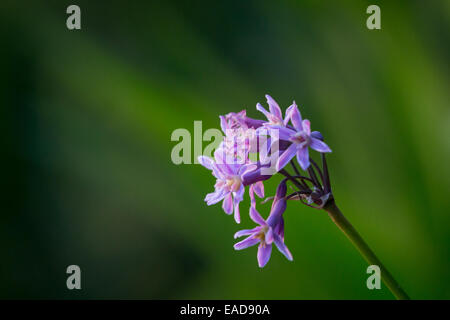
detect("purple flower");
top-left (197, 94), bottom-right (335, 269)
top-left (274, 103), bottom-right (331, 171)
top-left (234, 180), bottom-right (293, 267)
top-left (198, 148), bottom-right (256, 224)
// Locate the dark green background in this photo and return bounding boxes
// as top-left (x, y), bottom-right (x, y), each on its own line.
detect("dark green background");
top-left (1, 0), bottom-right (449, 299)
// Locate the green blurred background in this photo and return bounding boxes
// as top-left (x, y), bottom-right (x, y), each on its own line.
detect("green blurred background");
top-left (1, 0), bottom-right (449, 299)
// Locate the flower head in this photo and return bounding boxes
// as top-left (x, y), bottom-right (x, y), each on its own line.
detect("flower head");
top-left (197, 94), bottom-right (334, 268)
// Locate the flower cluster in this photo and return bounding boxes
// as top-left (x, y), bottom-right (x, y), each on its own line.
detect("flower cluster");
top-left (198, 95), bottom-right (332, 267)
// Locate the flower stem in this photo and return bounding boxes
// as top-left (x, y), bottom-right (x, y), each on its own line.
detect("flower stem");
top-left (323, 199), bottom-right (410, 300)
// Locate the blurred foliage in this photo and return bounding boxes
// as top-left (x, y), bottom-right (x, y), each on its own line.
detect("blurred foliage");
top-left (1, 0), bottom-right (449, 299)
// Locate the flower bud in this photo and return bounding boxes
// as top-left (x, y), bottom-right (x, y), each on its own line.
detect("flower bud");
top-left (266, 198), bottom-right (287, 227)
top-left (242, 162), bottom-right (272, 186)
top-left (274, 179), bottom-right (287, 202)
top-left (311, 131), bottom-right (324, 141)
top-left (244, 117), bottom-right (265, 129)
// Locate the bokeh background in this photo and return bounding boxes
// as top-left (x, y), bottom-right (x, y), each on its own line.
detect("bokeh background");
top-left (1, 0), bottom-right (449, 299)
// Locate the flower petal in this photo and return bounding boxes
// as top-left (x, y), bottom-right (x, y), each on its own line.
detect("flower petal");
top-left (210, 163), bottom-right (225, 180)
top-left (265, 94), bottom-right (282, 120)
top-left (302, 119), bottom-right (311, 135)
top-left (264, 125), bottom-right (294, 141)
top-left (256, 103), bottom-right (271, 120)
top-left (274, 234), bottom-right (293, 261)
top-left (289, 103), bottom-right (303, 131)
top-left (266, 199), bottom-right (286, 227)
top-left (249, 185), bottom-right (266, 225)
top-left (276, 143), bottom-right (297, 171)
top-left (234, 227), bottom-right (260, 239)
top-left (310, 138), bottom-right (332, 153)
top-left (205, 189), bottom-right (226, 205)
top-left (214, 148), bottom-right (234, 174)
top-left (234, 200), bottom-right (241, 223)
top-left (222, 193), bottom-right (233, 214)
top-left (250, 207), bottom-right (266, 226)
top-left (239, 163), bottom-right (257, 176)
top-left (284, 103), bottom-right (296, 126)
top-left (257, 243), bottom-right (272, 268)
top-left (265, 227), bottom-right (274, 244)
top-left (197, 155), bottom-right (214, 169)
top-left (220, 115), bottom-right (228, 132)
top-left (296, 147), bottom-right (310, 170)
top-left (274, 218), bottom-right (284, 240)
top-left (253, 181), bottom-right (264, 198)
top-left (234, 236), bottom-right (260, 250)
top-left (234, 184), bottom-right (245, 202)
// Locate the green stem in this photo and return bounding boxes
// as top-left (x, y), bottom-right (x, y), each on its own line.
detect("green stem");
top-left (323, 199), bottom-right (410, 300)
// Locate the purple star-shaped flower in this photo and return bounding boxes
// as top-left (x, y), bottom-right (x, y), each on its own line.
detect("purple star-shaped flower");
top-left (198, 148), bottom-right (256, 224)
top-left (273, 103), bottom-right (331, 171)
top-left (234, 180), bottom-right (293, 267)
